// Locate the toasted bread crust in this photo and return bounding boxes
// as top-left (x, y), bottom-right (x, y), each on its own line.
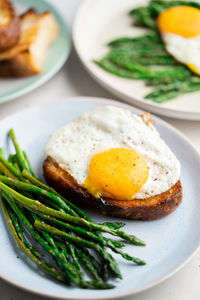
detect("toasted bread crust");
top-left (0, 0), bottom-right (20, 50)
top-left (0, 56), bottom-right (38, 77)
top-left (43, 156), bottom-right (182, 220)
top-left (0, 9), bottom-right (58, 77)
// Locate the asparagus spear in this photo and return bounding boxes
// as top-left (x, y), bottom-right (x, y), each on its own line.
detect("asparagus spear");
top-left (145, 81), bottom-right (200, 103)
top-left (34, 220), bottom-right (146, 266)
top-left (0, 181), bottom-right (145, 246)
top-left (80, 247), bottom-right (103, 279)
top-left (0, 162), bottom-right (17, 179)
top-left (25, 208), bottom-right (84, 279)
top-left (3, 197), bottom-right (113, 288)
top-left (8, 154), bottom-right (15, 164)
top-left (56, 241), bottom-right (69, 261)
top-left (40, 196), bottom-right (62, 211)
top-left (75, 247), bottom-right (101, 281)
top-left (95, 57), bottom-right (150, 79)
top-left (22, 151), bottom-right (36, 177)
top-left (8, 129), bottom-right (30, 172)
top-left (3, 192), bottom-right (83, 286)
top-left (0, 148), bottom-right (5, 157)
top-left (34, 220), bottom-right (122, 279)
top-left (1, 196), bottom-right (66, 283)
top-left (22, 170), bottom-right (80, 217)
top-left (104, 238), bottom-right (125, 248)
top-left (7, 155), bottom-right (22, 172)
top-left (102, 221), bottom-right (125, 230)
top-left (108, 32), bottom-right (160, 47)
top-left (31, 210), bottom-right (106, 244)
top-left (135, 7), bottom-right (157, 29)
top-left (30, 212), bottom-right (58, 250)
top-left (0, 175), bottom-right (82, 216)
top-left (67, 243), bottom-right (82, 272)
top-left (0, 155), bottom-right (23, 180)
top-left (108, 46), bottom-right (178, 66)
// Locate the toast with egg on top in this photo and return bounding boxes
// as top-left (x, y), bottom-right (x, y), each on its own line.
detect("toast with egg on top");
top-left (43, 108), bottom-right (182, 220)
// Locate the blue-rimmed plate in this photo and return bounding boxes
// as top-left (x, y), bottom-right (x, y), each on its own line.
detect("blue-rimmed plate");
top-left (0, 0), bottom-right (71, 104)
top-left (0, 97), bottom-right (200, 299)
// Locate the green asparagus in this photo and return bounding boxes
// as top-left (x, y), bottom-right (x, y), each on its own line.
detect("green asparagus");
top-left (95, 0), bottom-right (200, 102)
top-left (0, 129), bottom-right (147, 289)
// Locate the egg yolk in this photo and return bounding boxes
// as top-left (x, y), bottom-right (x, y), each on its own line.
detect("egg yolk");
top-left (187, 63), bottom-right (200, 75)
top-left (83, 148), bottom-right (149, 201)
top-left (157, 6), bottom-right (200, 38)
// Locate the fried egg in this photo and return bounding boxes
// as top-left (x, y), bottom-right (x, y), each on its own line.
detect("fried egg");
top-left (157, 6), bottom-right (200, 75)
top-left (45, 106), bottom-right (180, 200)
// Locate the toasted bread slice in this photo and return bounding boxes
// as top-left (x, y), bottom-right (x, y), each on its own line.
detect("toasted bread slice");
top-left (0, 9), bottom-right (58, 77)
top-left (43, 113), bottom-right (182, 221)
top-left (0, 0), bottom-right (20, 50)
top-left (43, 156), bottom-right (182, 220)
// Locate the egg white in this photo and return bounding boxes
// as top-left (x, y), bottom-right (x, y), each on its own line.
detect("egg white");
top-left (162, 33), bottom-right (200, 74)
top-left (45, 106), bottom-right (180, 199)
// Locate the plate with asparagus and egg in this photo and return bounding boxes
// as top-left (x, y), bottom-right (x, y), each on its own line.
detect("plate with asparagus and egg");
top-left (73, 0), bottom-right (200, 119)
top-left (0, 97), bottom-right (200, 299)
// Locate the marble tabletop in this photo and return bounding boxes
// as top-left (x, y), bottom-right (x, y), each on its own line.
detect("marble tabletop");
top-left (0, 1), bottom-right (199, 299)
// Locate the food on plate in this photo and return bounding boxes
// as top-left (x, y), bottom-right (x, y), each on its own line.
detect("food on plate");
top-left (158, 6), bottom-right (200, 75)
top-left (0, 130), bottom-right (146, 290)
top-left (95, 0), bottom-right (200, 103)
top-left (0, 9), bottom-right (58, 77)
top-left (44, 105), bottom-right (182, 220)
top-left (0, 0), bottom-right (20, 50)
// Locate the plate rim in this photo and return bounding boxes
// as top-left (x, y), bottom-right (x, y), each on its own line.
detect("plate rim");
top-left (72, 0), bottom-right (200, 121)
top-left (0, 96), bottom-right (200, 299)
top-left (0, 0), bottom-right (71, 105)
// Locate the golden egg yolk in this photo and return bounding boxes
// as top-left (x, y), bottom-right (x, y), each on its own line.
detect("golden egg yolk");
top-left (83, 148), bottom-right (149, 201)
top-left (187, 63), bottom-right (200, 75)
top-left (157, 6), bottom-right (200, 38)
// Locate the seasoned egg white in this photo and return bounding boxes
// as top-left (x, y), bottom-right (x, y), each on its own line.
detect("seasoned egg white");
top-left (45, 106), bottom-right (180, 199)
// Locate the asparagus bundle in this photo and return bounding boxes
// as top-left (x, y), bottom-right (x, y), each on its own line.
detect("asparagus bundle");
top-left (95, 0), bottom-right (200, 103)
top-left (0, 129), bottom-right (146, 289)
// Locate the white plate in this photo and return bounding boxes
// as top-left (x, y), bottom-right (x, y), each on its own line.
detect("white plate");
top-left (0, 0), bottom-right (71, 104)
top-left (73, 0), bottom-right (200, 120)
top-left (0, 97), bottom-right (200, 299)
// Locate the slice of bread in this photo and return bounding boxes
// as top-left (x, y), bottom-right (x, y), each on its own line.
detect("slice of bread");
top-left (43, 157), bottom-right (182, 220)
top-left (43, 113), bottom-right (183, 221)
top-left (0, 9), bottom-right (58, 77)
top-left (0, 0), bottom-right (20, 50)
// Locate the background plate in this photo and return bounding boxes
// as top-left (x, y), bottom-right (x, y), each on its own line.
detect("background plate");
top-left (0, 0), bottom-right (71, 104)
top-left (0, 97), bottom-right (200, 299)
top-left (73, 0), bottom-right (200, 120)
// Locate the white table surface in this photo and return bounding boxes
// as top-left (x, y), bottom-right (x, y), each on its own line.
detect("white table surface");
top-left (0, 1), bottom-right (200, 299)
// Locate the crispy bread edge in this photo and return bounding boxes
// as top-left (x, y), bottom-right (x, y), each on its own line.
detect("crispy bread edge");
top-left (0, 0), bottom-right (20, 50)
top-left (43, 156), bottom-right (182, 220)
